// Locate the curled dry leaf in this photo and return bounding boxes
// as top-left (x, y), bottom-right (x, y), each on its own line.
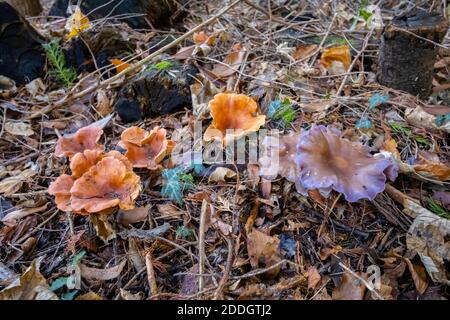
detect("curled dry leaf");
top-left (90, 212), bottom-right (116, 243)
top-left (204, 93), bottom-right (266, 146)
top-left (118, 126), bottom-right (175, 170)
top-left (332, 271), bottom-right (367, 300)
top-left (246, 228), bottom-right (281, 278)
top-left (212, 43), bottom-right (247, 78)
top-left (80, 260), bottom-right (126, 281)
top-left (55, 125), bottom-right (104, 159)
top-left (208, 167), bottom-right (236, 183)
top-left (306, 266), bottom-right (321, 290)
top-left (407, 210), bottom-right (450, 285)
top-left (70, 157), bottom-right (141, 213)
top-left (0, 260), bottom-right (58, 300)
top-left (117, 204), bottom-right (151, 226)
top-left (1, 204), bottom-right (48, 227)
top-left (319, 45), bottom-right (351, 75)
top-left (76, 292), bottom-right (104, 300)
top-left (0, 167), bottom-right (37, 196)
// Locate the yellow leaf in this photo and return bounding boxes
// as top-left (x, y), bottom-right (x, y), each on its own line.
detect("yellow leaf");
top-left (66, 6), bottom-right (90, 40)
top-left (110, 59), bottom-right (131, 73)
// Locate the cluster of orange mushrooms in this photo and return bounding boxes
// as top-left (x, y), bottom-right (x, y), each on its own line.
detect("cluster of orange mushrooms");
top-left (49, 125), bottom-right (174, 215)
top-left (49, 92), bottom-right (398, 216)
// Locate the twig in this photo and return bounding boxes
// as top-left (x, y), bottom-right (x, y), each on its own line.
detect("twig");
top-left (26, 0), bottom-right (242, 120)
top-left (212, 235), bottom-right (234, 300)
top-left (145, 252), bottom-right (159, 297)
top-left (335, 29), bottom-right (374, 96)
top-left (198, 199), bottom-right (208, 292)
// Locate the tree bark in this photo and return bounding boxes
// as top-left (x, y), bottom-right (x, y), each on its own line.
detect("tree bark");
top-left (377, 10), bottom-right (448, 98)
top-left (5, 0), bottom-right (42, 17)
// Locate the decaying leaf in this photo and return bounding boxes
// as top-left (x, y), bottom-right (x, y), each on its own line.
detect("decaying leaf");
top-left (246, 228), bottom-right (281, 277)
top-left (332, 271), bottom-right (367, 300)
top-left (208, 167), bottom-right (236, 183)
top-left (80, 260), bottom-right (126, 281)
top-left (75, 292), bottom-right (104, 300)
top-left (1, 204), bottom-right (48, 227)
top-left (212, 43), bottom-right (247, 78)
top-left (90, 212), bottom-right (116, 244)
top-left (0, 262), bottom-right (16, 286)
top-left (117, 205), bottom-right (151, 226)
top-left (0, 260), bottom-right (58, 300)
top-left (4, 122), bottom-right (34, 136)
top-left (406, 210), bottom-right (450, 285)
top-left (0, 167), bottom-right (37, 196)
top-left (306, 266), bottom-right (321, 290)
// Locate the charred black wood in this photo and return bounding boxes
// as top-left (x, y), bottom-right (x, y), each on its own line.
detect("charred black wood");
top-left (0, 2), bottom-right (45, 84)
top-left (377, 10), bottom-right (448, 98)
top-left (49, 0), bottom-right (180, 29)
top-left (116, 61), bottom-right (197, 123)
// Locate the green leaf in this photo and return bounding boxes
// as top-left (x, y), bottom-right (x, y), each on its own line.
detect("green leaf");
top-left (426, 196), bottom-right (450, 219)
top-left (359, 8), bottom-right (373, 22)
top-left (268, 98), bottom-right (296, 125)
top-left (176, 226), bottom-right (194, 239)
top-left (161, 167), bottom-right (195, 204)
top-left (355, 116), bottom-right (372, 129)
top-left (154, 60), bottom-right (173, 71)
top-left (42, 38), bottom-right (77, 87)
top-left (390, 122), bottom-right (411, 135)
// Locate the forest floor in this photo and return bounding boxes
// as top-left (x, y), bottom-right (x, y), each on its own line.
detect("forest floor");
top-left (0, 0), bottom-right (449, 300)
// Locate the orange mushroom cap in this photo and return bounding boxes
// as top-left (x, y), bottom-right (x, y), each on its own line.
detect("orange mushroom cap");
top-left (204, 93), bottom-right (266, 146)
top-left (70, 156), bottom-right (141, 213)
top-left (319, 45), bottom-right (351, 71)
top-left (118, 126), bottom-right (174, 170)
top-left (55, 125), bottom-right (104, 159)
top-left (48, 174), bottom-right (75, 212)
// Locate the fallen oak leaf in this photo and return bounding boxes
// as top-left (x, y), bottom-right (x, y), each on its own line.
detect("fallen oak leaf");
top-left (79, 260), bottom-right (126, 282)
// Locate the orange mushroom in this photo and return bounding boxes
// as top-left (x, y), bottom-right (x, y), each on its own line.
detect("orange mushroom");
top-left (70, 149), bottom-right (133, 178)
top-left (55, 125), bottom-right (104, 159)
top-left (48, 174), bottom-right (76, 213)
top-left (70, 156), bottom-right (141, 213)
top-left (204, 93), bottom-right (266, 146)
top-left (118, 126), bottom-right (175, 170)
top-left (319, 45), bottom-right (351, 73)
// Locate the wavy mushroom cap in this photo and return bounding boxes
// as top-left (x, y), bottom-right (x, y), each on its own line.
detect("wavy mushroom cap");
top-left (319, 45), bottom-right (351, 70)
top-left (118, 126), bottom-right (174, 170)
top-left (55, 125), bottom-right (104, 159)
top-left (259, 132), bottom-right (301, 183)
top-left (295, 125), bottom-right (397, 202)
top-left (48, 174), bottom-right (75, 212)
top-left (70, 150), bottom-right (133, 178)
top-left (204, 93), bottom-right (266, 145)
top-left (70, 157), bottom-right (141, 213)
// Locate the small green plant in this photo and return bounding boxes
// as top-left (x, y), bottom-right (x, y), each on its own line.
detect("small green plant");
top-left (161, 167), bottom-right (195, 203)
top-left (153, 60), bottom-right (174, 71)
top-left (390, 122), bottom-right (412, 135)
top-left (268, 98), bottom-right (296, 126)
top-left (426, 197), bottom-right (450, 219)
top-left (43, 39), bottom-right (77, 87)
top-left (176, 226), bottom-right (194, 239)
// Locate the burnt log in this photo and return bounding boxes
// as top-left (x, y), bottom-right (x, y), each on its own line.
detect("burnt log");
top-left (377, 10), bottom-right (448, 98)
top-left (49, 0), bottom-right (180, 29)
top-left (116, 61), bottom-right (197, 123)
top-left (0, 2), bottom-right (45, 84)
